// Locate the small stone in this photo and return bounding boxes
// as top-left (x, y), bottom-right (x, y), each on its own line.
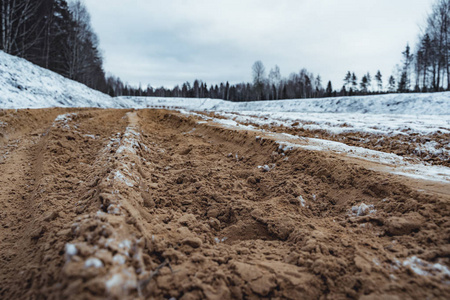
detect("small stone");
top-left (178, 214), bottom-right (197, 228)
top-left (385, 216), bottom-right (422, 236)
top-left (182, 237), bottom-right (202, 248)
top-left (43, 211), bottom-right (59, 222)
top-left (209, 218), bottom-right (221, 231)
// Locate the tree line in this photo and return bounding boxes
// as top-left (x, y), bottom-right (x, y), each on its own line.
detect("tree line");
top-left (110, 63), bottom-right (394, 102)
top-left (1, 0), bottom-right (107, 91)
top-left (412, 0), bottom-right (450, 91)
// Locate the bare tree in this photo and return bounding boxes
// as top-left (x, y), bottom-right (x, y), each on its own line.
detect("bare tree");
top-left (1, 0), bottom-right (42, 55)
top-left (422, 0), bottom-right (450, 90)
top-left (268, 65), bottom-right (281, 100)
top-left (252, 60), bottom-right (266, 100)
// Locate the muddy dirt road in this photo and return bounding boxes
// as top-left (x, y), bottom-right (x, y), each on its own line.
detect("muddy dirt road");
top-left (0, 108), bottom-right (449, 299)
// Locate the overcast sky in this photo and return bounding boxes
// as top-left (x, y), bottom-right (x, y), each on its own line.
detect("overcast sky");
top-left (84, 0), bottom-right (433, 89)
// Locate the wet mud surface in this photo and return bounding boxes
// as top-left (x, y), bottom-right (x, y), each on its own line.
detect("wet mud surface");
top-left (0, 108), bottom-right (449, 299)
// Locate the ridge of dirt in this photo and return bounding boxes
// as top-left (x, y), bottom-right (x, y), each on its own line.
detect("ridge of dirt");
top-left (200, 111), bottom-right (450, 167)
top-left (0, 108), bottom-right (449, 299)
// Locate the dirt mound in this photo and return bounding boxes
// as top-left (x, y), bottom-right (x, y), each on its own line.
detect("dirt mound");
top-left (204, 111), bottom-right (450, 167)
top-left (0, 109), bottom-right (449, 299)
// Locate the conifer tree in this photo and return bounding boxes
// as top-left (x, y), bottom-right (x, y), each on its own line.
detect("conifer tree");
top-left (375, 70), bottom-right (383, 92)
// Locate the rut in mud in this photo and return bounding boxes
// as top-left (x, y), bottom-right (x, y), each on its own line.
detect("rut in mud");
top-left (0, 108), bottom-right (449, 300)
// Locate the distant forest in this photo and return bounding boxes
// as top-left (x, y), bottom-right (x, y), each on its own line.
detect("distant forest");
top-left (1, 0), bottom-right (450, 101)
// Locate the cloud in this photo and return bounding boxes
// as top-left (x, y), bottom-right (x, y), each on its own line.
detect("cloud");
top-left (84, 0), bottom-right (432, 88)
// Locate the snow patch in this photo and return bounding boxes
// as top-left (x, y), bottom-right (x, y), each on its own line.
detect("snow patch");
top-left (114, 170), bottom-right (134, 187)
top-left (85, 258), bottom-right (104, 268)
top-left (119, 240), bottom-right (132, 251)
top-left (65, 243), bottom-right (77, 259)
top-left (113, 254), bottom-right (127, 265)
top-left (298, 196), bottom-right (306, 207)
top-left (400, 256), bottom-right (450, 278)
top-left (258, 164), bottom-right (275, 172)
top-left (107, 204), bottom-right (122, 215)
top-left (214, 237), bottom-right (228, 243)
top-left (105, 270), bottom-right (137, 293)
top-left (351, 203), bottom-right (376, 216)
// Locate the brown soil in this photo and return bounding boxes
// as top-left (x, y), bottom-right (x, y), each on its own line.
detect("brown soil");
top-left (0, 108), bottom-right (449, 300)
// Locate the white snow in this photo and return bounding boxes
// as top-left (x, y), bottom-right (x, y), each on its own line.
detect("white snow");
top-left (107, 204), bottom-right (122, 215)
top-left (54, 113), bottom-right (76, 122)
top-left (119, 239), bottom-right (132, 251)
top-left (258, 165), bottom-right (272, 172)
top-left (298, 196), bottom-right (306, 207)
top-left (114, 170), bottom-right (134, 187)
top-left (119, 93), bottom-right (450, 116)
top-left (214, 237), bottom-right (228, 243)
top-left (213, 111), bottom-right (450, 136)
top-left (400, 256), bottom-right (450, 278)
top-left (113, 254), bottom-right (127, 265)
top-left (0, 51), bottom-right (116, 109)
top-left (117, 127), bottom-right (140, 155)
top-left (65, 243), bottom-right (77, 258)
top-left (261, 129), bottom-right (450, 183)
top-left (351, 203), bottom-right (375, 216)
top-left (105, 268), bottom-right (137, 294)
top-left (85, 258), bottom-right (104, 268)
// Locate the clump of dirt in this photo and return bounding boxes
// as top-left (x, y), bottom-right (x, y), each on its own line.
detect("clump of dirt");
top-left (0, 108), bottom-right (449, 299)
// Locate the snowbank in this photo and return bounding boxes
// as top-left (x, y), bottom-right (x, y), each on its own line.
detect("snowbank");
top-left (0, 50), bottom-right (116, 109)
top-left (120, 93), bottom-right (450, 115)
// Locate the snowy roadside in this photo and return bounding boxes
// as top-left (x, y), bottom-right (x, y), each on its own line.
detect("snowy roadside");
top-left (209, 111), bottom-right (450, 165)
top-left (212, 111), bottom-right (450, 136)
top-left (179, 110), bottom-right (450, 184)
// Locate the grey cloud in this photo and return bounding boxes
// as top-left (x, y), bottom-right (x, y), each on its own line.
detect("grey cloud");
top-left (85, 0), bottom-right (433, 89)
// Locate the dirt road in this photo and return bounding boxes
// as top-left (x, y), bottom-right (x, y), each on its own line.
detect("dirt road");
top-left (0, 108), bottom-right (449, 299)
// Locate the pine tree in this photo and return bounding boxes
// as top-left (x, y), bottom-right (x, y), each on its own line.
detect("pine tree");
top-left (344, 71), bottom-right (352, 88)
top-left (388, 75), bottom-right (396, 92)
top-left (375, 70), bottom-right (383, 92)
top-left (398, 72), bottom-right (408, 92)
top-left (351, 73), bottom-right (358, 91)
top-left (401, 44), bottom-right (414, 91)
top-left (326, 81), bottom-right (333, 97)
top-left (360, 75), bottom-right (369, 93)
top-left (366, 72), bottom-right (372, 91)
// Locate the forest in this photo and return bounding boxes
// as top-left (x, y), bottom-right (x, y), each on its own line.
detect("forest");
top-left (1, 0), bottom-right (106, 91)
top-left (1, 0), bottom-right (450, 101)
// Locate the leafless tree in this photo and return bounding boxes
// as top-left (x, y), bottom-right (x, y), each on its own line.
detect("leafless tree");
top-left (252, 60), bottom-right (266, 100)
top-left (1, 0), bottom-right (42, 55)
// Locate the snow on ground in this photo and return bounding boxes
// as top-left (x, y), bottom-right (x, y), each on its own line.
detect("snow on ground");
top-left (0, 51), bottom-right (116, 109)
top-left (119, 93), bottom-right (450, 115)
top-left (213, 111), bottom-right (450, 136)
